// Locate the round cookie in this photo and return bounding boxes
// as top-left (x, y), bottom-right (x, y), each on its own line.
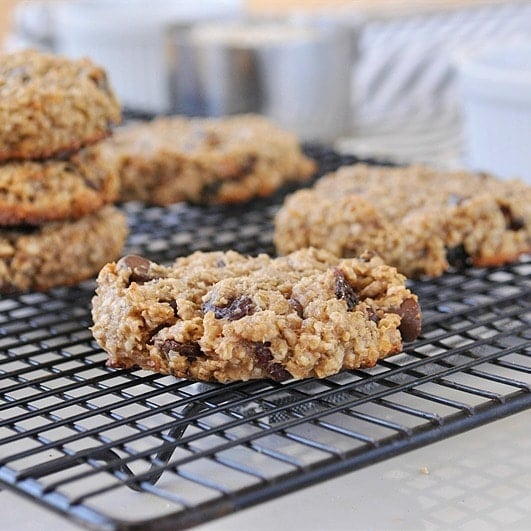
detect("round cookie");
top-left (0, 205), bottom-right (128, 293)
top-left (94, 114), bottom-right (316, 205)
top-left (0, 147), bottom-right (120, 225)
top-left (274, 164), bottom-right (531, 278)
top-left (0, 49), bottom-right (121, 161)
top-left (91, 248), bottom-right (421, 383)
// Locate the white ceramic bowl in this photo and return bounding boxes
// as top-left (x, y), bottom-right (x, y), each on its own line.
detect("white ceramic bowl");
top-left (456, 39), bottom-right (531, 183)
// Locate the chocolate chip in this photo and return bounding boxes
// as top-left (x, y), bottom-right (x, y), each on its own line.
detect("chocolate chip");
top-left (446, 244), bottom-right (471, 269)
top-left (117, 255), bottom-right (154, 284)
top-left (396, 298), bottom-right (422, 342)
top-left (334, 269), bottom-right (358, 311)
top-left (203, 295), bottom-right (255, 321)
top-left (253, 342), bottom-right (291, 382)
top-left (288, 298), bottom-right (304, 318)
top-left (500, 205), bottom-right (525, 231)
top-left (160, 339), bottom-right (203, 360)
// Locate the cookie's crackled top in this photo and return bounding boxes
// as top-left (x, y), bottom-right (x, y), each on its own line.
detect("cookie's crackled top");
top-left (91, 248), bottom-right (421, 383)
top-left (274, 164), bottom-right (531, 277)
top-left (0, 49), bottom-right (121, 160)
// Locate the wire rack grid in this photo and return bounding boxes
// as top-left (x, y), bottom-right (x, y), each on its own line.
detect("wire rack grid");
top-left (0, 146), bottom-right (529, 530)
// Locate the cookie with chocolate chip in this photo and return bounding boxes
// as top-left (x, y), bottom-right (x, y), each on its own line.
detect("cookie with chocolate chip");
top-left (0, 49), bottom-right (121, 161)
top-left (274, 164), bottom-right (531, 277)
top-left (0, 147), bottom-right (119, 225)
top-left (91, 248), bottom-right (421, 383)
top-left (93, 114), bottom-right (315, 205)
top-left (0, 205), bottom-right (128, 293)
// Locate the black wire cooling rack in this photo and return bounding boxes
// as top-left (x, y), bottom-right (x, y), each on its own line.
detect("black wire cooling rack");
top-left (0, 146), bottom-right (530, 531)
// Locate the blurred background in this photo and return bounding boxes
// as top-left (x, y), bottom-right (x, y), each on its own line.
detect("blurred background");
top-left (1, 0), bottom-right (531, 179)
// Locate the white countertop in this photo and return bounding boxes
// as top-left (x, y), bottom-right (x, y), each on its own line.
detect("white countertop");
top-left (2, 409), bottom-right (529, 531)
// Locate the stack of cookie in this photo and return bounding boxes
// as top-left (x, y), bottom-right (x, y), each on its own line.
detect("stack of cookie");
top-left (0, 49), bottom-right (128, 293)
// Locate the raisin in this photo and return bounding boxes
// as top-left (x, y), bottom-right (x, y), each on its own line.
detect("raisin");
top-left (334, 269), bottom-right (358, 311)
top-left (117, 255), bottom-right (155, 284)
top-left (446, 244), bottom-right (471, 269)
top-left (395, 298), bottom-right (422, 342)
top-left (160, 339), bottom-right (203, 359)
top-left (269, 363), bottom-right (292, 382)
top-left (500, 205), bottom-right (524, 231)
top-left (254, 341), bottom-right (272, 366)
top-left (203, 295), bottom-right (255, 321)
top-left (253, 342), bottom-right (291, 382)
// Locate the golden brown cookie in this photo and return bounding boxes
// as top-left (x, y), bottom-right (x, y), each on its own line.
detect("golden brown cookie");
top-left (94, 114), bottom-right (315, 205)
top-left (0, 205), bottom-right (128, 293)
top-left (274, 164), bottom-right (531, 277)
top-left (91, 248), bottom-right (421, 383)
top-left (0, 49), bottom-right (121, 161)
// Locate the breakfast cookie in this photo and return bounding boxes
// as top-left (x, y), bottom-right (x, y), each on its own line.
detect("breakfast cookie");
top-left (0, 49), bottom-right (121, 161)
top-left (94, 114), bottom-right (316, 205)
top-left (274, 164), bottom-right (531, 278)
top-left (0, 205), bottom-right (128, 293)
top-left (91, 248), bottom-right (421, 383)
top-left (0, 147), bottom-right (119, 225)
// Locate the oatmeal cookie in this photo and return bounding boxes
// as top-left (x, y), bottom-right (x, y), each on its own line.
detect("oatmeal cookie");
top-left (274, 164), bottom-right (531, 277)
top-left (94, 114), bottom-right (315, 204)
top-left (0, 205), bottom-right (128, 293)
top-left (0, 49), bottom-right (121, 161)
top-left (91, 248), bottom-right (421, 383)
top-left (0, 147), bottom-right (119, 225)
